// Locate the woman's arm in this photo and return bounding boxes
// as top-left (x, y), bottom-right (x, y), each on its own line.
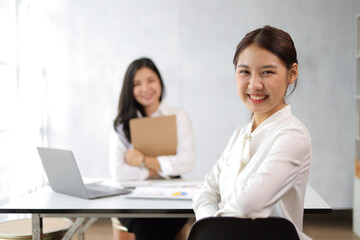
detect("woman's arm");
top-left (221, 128), bottom-right (311, 218)
top-left (192, 128), bottom-right (242, 220)
top-left (109, 128), bottom-right (150, 181)
top-left (192, 158), bottom-right (222, 220)
top-left (156, 110), bottom-right (196, 177)
top-left (124, 148), bottom-right (161, 178)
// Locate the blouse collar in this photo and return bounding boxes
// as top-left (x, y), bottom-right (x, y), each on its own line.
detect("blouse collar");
top-left (240, 105), bottom-right (292, 165)
top-left (250, 105), bottom-right (292, 133)
top-left (137, 101), bottom-right (169, 118)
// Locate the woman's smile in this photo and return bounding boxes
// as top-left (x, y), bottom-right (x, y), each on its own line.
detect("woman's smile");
top-left (141, 93), bottom-right (155, 101)
top-left (248, 94), bottom-right (268, 103)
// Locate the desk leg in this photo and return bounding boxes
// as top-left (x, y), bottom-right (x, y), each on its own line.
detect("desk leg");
top-left (77, 217), bottom-right (98, 240)
top-left (62, 218), bottom-right (86, 240)
top-left (32, 214), bottom-right (43, 240)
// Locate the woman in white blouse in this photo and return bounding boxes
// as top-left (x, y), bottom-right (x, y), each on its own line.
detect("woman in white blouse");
top-left (193, 26), bottom-right (312, 240)
top-left (110, 57), bottom-right (195, 239)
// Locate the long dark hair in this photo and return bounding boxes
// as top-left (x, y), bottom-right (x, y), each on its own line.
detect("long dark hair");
top-left (233, 25), bottom-right (298, 96)
top-left (114, 57), bottom-right (165, 142)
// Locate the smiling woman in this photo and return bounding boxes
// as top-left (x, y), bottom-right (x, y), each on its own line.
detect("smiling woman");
top-left (193, 26), bottom-right (312, 240)
top-left (235, 44), bottom-right (298, 130)
top-left (233, 25), bottom-right (298, 130)
top-left (132, 67), bottom-right (163, 115)
top-left (109, 57), bottom-right (195, 240)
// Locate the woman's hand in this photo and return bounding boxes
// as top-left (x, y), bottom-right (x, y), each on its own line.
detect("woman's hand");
top-left (125, 149), bottom-right (144, 166)
top-left (125, 149), bottom-right (162, 175)
top-left (148, 169), bottom-right (159, 178)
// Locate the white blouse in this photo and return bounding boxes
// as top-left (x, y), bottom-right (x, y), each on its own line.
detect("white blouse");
top-left (109, 102), bottom-right (196, 181)
top-left (193, 105), bottom-right (312, 240)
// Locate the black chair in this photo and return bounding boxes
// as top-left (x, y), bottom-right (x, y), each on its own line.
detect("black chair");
top-left (187, 216), bottom-right (300, 240)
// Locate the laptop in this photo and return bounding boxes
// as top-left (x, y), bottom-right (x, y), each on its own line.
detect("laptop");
top-left (37, 147), bottom-right (131, 199)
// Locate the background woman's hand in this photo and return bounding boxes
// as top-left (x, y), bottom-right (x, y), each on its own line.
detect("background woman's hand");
top-left (125, 149), bottom-right (144, 166)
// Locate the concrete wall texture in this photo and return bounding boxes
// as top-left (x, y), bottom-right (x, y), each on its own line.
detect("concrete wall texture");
top-left (33, 0), bottom-right (360, 209)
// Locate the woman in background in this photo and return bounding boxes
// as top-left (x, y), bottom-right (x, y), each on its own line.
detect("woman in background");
top-left (110, 57), bottom-right (195, 240)
top-left (193, 26), bottom-right (312, 240)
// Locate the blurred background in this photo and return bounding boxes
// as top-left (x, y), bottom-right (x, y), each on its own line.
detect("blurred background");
top-left (0, 0), bottom-right (359, 213)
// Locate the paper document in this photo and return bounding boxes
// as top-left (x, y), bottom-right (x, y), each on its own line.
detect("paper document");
top-left (126, 187), bottom-right (195, 200)
top-left (125, 180), bottom-right (202, 200)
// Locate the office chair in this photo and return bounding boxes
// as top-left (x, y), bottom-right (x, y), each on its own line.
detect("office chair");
top-left (187, 216), bottom-right (300, 240)
top-left (111, 217), bottom-right (190, 240)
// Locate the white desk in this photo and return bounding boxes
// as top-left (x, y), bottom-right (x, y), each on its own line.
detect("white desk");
top-left (0, 180), bottom-right (331, 240)
top-left (304, 184), bottom-right (331, 214)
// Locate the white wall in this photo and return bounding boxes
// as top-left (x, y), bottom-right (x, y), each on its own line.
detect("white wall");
top-left (33, 0), bottom-right (360, 209)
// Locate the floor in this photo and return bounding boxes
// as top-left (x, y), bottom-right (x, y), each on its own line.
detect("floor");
top-left (84, 210), bottom-right (360, 240)
top-left (302, 210), bottom-right (360, 240)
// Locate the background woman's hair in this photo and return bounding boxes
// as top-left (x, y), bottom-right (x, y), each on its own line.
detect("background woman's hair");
top-left (113, 57), bottom-right (165, 142)
top-left (233, 25), bottom-right (298, 96)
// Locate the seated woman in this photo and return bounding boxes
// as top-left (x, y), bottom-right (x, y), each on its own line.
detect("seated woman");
top-left (193, 26), bottom-right (312, 240)
top-left (109, 57), bottom-right (195, 240)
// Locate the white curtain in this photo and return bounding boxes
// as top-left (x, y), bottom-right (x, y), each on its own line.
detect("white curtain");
top-left (0, 0), bottom-right (18, 208)
top-left (0, 0), bottom-right (48, 221)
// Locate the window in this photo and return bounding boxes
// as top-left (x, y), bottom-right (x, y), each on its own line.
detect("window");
top-left (0, 0), bottom-right (47, 220)
top-left (0, 0), bottom-right (16, 207)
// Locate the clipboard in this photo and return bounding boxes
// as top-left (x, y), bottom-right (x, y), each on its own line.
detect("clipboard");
top-left (129, 115), bottom-right (177, 157)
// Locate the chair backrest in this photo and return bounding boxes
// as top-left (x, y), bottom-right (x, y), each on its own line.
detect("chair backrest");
top-left (187, 217), bottom-right (300, 240)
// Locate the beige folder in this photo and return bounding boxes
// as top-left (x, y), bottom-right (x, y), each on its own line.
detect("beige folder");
top-left (129, 115), bottom-right (177, 157)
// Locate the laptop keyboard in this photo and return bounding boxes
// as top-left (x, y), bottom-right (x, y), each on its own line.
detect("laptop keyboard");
top-left (86, 188), bottom-right (107, 197)
top-left (86, 184), bottom-right (130, 198)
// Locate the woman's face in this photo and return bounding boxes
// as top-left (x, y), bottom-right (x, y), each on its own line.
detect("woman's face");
top-left (235, 44), bottom-right (297, 124)
top-left (133, 67), bottom-right (162, 112)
